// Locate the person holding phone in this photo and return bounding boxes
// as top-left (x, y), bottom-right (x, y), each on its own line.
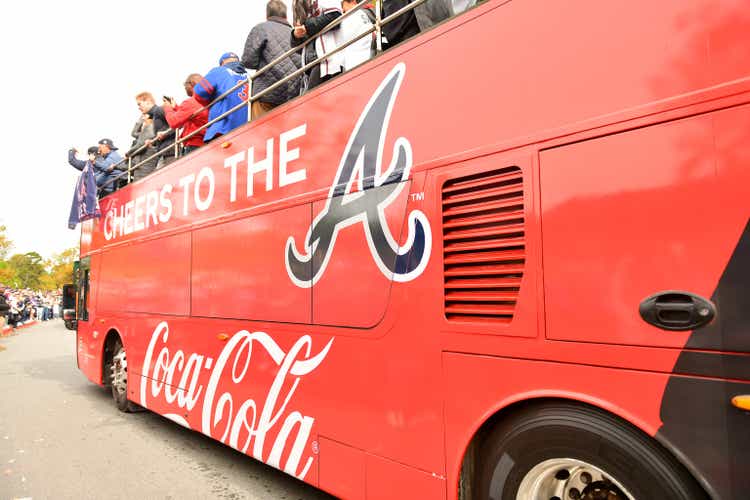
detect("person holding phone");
top-left (161, 74), bottom-right (209, 155)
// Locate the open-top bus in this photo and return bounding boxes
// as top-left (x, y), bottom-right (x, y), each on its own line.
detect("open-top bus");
top-left (69, 1), bottom-right (749, 498)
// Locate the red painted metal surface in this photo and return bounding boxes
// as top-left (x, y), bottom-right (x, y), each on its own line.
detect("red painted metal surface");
top-left (74, 1), bottom-right (750, 498)
top-left (191, 205), bottom-right (312, 322)
top-left (541, 114), bottom-right (720, 349)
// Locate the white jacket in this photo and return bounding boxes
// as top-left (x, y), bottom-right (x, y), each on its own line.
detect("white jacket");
top-left (315, 0), bottom-right (344, 77)
top-left (339, 9), bottom-right (373, 71)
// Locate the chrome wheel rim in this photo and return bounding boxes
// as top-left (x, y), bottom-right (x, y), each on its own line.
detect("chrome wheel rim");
top-left (111, 348), bottom-right (128, 396)
top-left (516, 458), bottom-right (634, 500)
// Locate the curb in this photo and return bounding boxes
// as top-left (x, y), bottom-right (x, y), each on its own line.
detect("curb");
top-left (1, 320), bottom-right (39, 337)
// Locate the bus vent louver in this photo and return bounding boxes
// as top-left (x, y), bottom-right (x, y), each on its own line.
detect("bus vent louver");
top-left (442, 166), bottom-right (525, 323)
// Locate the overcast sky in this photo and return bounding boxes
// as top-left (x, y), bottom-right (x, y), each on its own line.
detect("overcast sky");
top-left (0, 0), bottom-right (291, 259)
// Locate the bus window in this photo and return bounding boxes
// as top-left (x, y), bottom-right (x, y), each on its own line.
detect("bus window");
top-left (77, 257), bottom-right (90, 322)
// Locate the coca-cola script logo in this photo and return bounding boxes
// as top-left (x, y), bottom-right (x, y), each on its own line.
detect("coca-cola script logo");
top-left (285, 63), bottom-right (432, 287)
top-left (139, 322), bottom-right (333, 480)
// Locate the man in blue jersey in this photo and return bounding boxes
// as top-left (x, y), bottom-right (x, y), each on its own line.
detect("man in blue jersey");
top-left (194, 52), bottom-right (249, 142)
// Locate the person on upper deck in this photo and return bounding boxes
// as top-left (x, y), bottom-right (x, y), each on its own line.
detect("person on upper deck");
top-left (291, 0), bottom-right (318, 88)
top-left (93, 138), bottom-right (124, 194)
top-left (340, 0), bottom-right (376, 71)
top-left (161, 73), bottom-right (209, 155)
top-left (67, 146), bottom-right (99, 172)
top-left (381, 0), bottom-right (455, 47)
top-left (292, 0), bottom-right (343, 91)
top-left (69, 140), bottom-right (122, 195)
top-left (193, 52), bottom-right (249, 142)
top-left (125, 113), bottom-right (156, 173)
top-left (134, 92), bottom-right (177, 179)
top-left (242, 0), bottom-right (301, 120)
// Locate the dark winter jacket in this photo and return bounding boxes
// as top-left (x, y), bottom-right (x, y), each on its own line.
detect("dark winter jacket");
top-left (382, 0), bottom-right (452, 46)
top-left (382, 0), bottom-right (420, 46)
top-left (146, 105), bottom-right (176, 156)
top-left (303, 9), bottom-right (341, 37)
top-left (242, 17), bottom-right (302, 106)
top-left (291, 6), bottom-right (343, 72)
top-left (414, 0), bottom-right (453, 30)
top-left (68, 149), bottom-right (88, 172)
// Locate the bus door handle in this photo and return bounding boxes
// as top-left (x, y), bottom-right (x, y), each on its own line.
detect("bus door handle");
top-left (639, 290), bottom-right (715, 331)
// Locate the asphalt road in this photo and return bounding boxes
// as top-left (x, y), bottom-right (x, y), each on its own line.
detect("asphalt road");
top-left (0, 320), bottom-right (336, 500)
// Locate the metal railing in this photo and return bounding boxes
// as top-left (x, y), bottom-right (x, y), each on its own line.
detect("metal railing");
top-left (97, 0), bottom-right (435, 196)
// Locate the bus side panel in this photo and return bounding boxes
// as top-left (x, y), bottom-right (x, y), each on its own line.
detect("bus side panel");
top-left (540, 113), bottom-right (724, 349)
top-left (318, 437), bottom-right (366, 500)
top-left (658, 103), bottom-right (750, 497)
top-left (365, 451), bottom-right (446, 500)
top-left (77, 253), bottom-right (101, 385)
top-left (384, 0), bottom-right (750, 178)
top-left (658, 375), bottom-right (750, 499)
top-left (441, 354), bottom-right (700, 500)
top-left (97, 233), bottom-right (191, 317)
top-left (128, 315), bottom-right (326, 487)
top-left (312, 182), bottom-right (413, 328)
top-left (191, 205), bottom-right (313, 323)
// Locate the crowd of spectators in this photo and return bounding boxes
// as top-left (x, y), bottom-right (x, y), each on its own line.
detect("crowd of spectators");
top-left (0, 285), bottom-right (62, 332)
top-left (66, 0), bottom-right (482, 196)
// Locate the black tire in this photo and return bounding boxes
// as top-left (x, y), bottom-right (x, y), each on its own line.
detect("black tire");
top-left (474, 401), bottom-right (707, 500)
top-left (109, 339), bottom-right (137, 413)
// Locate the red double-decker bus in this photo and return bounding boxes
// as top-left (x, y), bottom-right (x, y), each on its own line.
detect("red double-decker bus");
top-left (69, 1), bottom-right (749, 498)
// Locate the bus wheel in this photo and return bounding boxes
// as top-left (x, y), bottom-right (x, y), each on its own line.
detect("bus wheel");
top-left (110, 339), bottom-right (135, 412)
top-left (474, 401), bottom-right (706, 500)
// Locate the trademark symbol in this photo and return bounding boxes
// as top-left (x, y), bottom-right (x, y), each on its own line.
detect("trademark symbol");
top-left (311, 441), bottom-right (320, 454)
top-left (410, 192), bottom-right (425, 202)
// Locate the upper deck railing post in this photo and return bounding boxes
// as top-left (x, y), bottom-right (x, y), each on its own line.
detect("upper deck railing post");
top-left (248, 85), bottom-right (254, 123)
top-left (375, 0), bottom-right (383, 53)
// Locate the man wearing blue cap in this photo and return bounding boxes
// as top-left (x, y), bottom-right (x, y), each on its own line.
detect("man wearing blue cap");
top-left (194, 52), bottom-right (249, 142)
top-left (94, 138), bottom-right (125, 194)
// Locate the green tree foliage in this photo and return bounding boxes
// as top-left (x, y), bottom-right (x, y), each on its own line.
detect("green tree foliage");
top-left (41, 248), bottom-right (78, 290)
top-left (0, 260), bottom-right (15, 286)
top-left (7, 252), bottom-right (45, 290)
top-left (0, 226), bottom-right (77, 291)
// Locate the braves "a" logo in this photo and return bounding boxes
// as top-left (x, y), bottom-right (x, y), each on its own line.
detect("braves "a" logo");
top-left (285, 63), bottom-right (431, 288)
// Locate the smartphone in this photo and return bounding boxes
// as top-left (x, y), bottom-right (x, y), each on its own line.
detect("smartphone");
top-left (163, 95), bottom-right (173, 102)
